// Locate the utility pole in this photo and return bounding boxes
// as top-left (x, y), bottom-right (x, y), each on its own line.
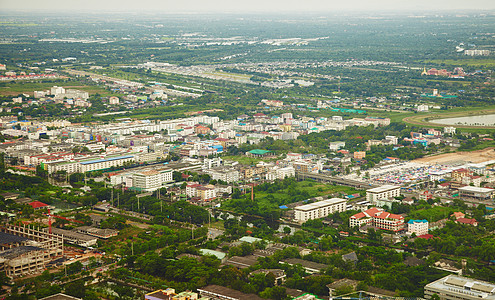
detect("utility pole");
top-left (190, 216), bottom-right (194, 240)
top-left (159, 189), bottom-right (163, 213)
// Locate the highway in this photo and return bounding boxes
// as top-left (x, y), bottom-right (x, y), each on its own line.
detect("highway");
top-left (295, 171), bottom-right (378, 189)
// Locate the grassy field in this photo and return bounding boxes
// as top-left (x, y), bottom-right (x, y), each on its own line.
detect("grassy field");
top-left (0, 80), bottom-right (113, 97)
top-left (254, 180), bottom-right (361, 207)
top-left (423, 59), bottom-right (495, 68)
top-left (408, 206), bottom-right (455, 222)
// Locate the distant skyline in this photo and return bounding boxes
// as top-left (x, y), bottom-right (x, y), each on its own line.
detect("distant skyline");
top-left (1, 0), bottom-right (495, 13)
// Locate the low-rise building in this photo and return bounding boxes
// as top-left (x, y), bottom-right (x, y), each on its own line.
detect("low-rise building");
top-left (329, 141), bottom-right (346, 151)
top-left (458, 186), bottom-right (495, 200)
top-left (206, 167), bottom-right (239, 183)
top-left (366, 185), bottom-right (401, 203)
top-left (294, 198), bottom-right (347, 224)
top-left (349, 207), bottom-right (404, 232)
top-left (424, 275), bottom-right (495, 300)
top-left (407, 219), bottom-right (428, 236)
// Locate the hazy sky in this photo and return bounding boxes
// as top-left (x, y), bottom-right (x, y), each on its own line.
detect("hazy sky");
top-left (1, 0), bottom-right (495, 12)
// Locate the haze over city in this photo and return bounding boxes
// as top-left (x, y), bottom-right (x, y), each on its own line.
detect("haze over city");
top-left (2, 0), bottom-right (495, 12)
top-left (0, 0), bottom-right (495, 299)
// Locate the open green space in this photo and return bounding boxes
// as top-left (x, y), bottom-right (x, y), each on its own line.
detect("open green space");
top-left (423, 59), bottom-right (495, 68)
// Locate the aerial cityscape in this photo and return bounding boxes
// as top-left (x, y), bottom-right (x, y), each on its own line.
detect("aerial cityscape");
top-left (0, 2), bottom-right (495, 300)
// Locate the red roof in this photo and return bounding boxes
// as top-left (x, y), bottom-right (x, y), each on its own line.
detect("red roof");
top-left (28, 201), bottom-right (48, 209)
top-left (417, 234), bottom-right (434, 240)
top-left (351, 212), bottom-right (366, 219)
top-left (456, 218), bottom-right (478, 225)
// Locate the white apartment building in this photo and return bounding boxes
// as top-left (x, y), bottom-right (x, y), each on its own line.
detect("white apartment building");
top-left (132, 168), bottom-right (173, 191)
top-left (366, 185), bottom-right (401, 203)
top-left (407, 219), bottom-right (429, 236)
top-left (206, 168), bottom-right (239, 183)
top-left (329, 141), bottom-right (346, 151)
top-left (186, 183), bottom-right (217, 201)
top-left (109, 96), bottom-right (120, 105)
top-left (80, 155), bottom-right (136, 172)
top-left (444, 126), bottom-right (456, 134)
top-left (294, 198), bottom-right (347, 224)
top-left (385, 136), bottom-right (398, 145)
top-left (417, 104), bottom-right (429, 112)
top-left (276, 166), bottom-right (295, 179)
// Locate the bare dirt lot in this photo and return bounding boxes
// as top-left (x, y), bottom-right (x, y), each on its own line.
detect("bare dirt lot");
top-left (413, 148), bottom-right (495, 164)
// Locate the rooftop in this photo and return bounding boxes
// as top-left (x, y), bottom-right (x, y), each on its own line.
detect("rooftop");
top-left (458, 186), bottom-right (495, 193)
top-left (294, 198), bottom-right (347, 212)
top-left (425, 275), bottom-right (495, 299)
top-left (367, 185), bottom-right (400, 193)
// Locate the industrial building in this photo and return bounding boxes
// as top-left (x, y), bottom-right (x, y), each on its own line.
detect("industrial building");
top-left (424, 275), bottom-right (495, 300)
top-left (0, 224), bottom-right (64, 278)
top-left (458, 186), bottom-right (495, 200)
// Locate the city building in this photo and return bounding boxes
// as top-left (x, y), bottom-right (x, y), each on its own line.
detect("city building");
top-left (329, 141), bottom-right (346, 151)
top-left (131, 168), bottom-right (173, 191)
top-left (366, 185), bottom-right (401, 203)
top-left (458, 186), bottom-right (495, 200)
top-left (353, 151), bottom-right (366, 160)
top-left (109, 96), bottom-right (120, 105)
top-left (424, 275), bottom-right (495, 300)
top-left (198, 285), bottom-right (263, 300)
top-left (145, 288), bottom-right (202, 300)
top-left (444, 127), bottom-right (456, 134)
top-left (407, 219), bottom-right (429, 236)
top-left (293, 198), bottom-right (347, 224)
top-left (417, 105), bottom-right (429, 112)
top-left (349, 207), bottom-right (404, 232)
top-left (465, 49), bottom-right (491, 56)
top-left (0, 224), bottom-right (64, 278)
top-left (451, 168), bottom-right (472, 181)
top-left (205, 168), bottom-right (240, 183)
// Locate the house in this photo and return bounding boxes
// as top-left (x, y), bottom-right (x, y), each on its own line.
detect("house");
top-left (451, 212), bottom-right (465, 220)
top-left (456, 218), bottom-right (478, 226)
top-left (28, 201), bottom-right (49, 210)
top-left (342, 252), bottom-right (358, 265)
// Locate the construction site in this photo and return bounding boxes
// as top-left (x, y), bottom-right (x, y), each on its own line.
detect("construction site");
top-left (0, 224), bottom-right (64, 278)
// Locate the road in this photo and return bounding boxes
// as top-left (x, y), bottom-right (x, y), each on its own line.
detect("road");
top-left (295, 171), bottom-right (378, 189)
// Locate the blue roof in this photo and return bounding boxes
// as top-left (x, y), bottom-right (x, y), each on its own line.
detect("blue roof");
top-left (80, 155), bottom-right (134, 165)
top-left (279, 205), bottom-right (288, 209)
top-left (407, 219), bottom-right (428, 224)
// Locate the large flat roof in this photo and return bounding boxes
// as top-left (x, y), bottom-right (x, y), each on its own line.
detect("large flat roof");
top-left (425, 275), bottom-right (495, 299)
top-left (294, 198), bottom-right (346, 211)
top-left (458, 186), bottom-right (495, 193)
top-left (367, 185), bottom-right (400, 193)
top-left (80, 155), bottom-right (134, 165)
